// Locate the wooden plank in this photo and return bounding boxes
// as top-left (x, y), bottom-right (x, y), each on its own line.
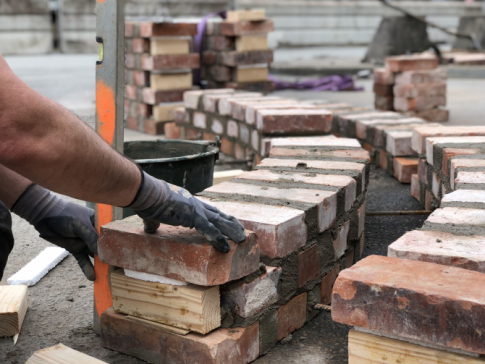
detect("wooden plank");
top-left (150, 38), bottom-right (190, 56)
top-left (213, 170), bottom-right (244, 185)
top-left (349, 329), bottom-right (485, 364)
top-left (234, 67), bottom-right (269, 82)
top-left (0, 285), bottom-right (28, 337)
top-left (25, 343), bottom-right (107, 364)
top-left (150, 72), bottom-right (192, 91)
top-left (153, 102), bottom-right (184, 122)
top-left (110, 270), bottom-right (221, 334)
top-left (236, 34), bottom-right (268, 52)
top-left (226, 9), bottom-right (266, 22)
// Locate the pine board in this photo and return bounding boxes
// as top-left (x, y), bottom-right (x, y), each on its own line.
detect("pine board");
top-left (25, 343), bottom-right (107, 364)
top-left (213, 170), bottom-right (244, 185)
top-left (0, 285), bottom-right (28, 337)
top-left (226, 9), bottom-right (266, 22)
top-left (234, 67), bottom-right (269, 82)
top-left (150, 72), bottom-right (192, 91)
top-left (153, 102), bottom-right (183, 122)
top-left (150, 38), bottom-right (190, 56)
top-left (236, 35), bottom-right (268, 52)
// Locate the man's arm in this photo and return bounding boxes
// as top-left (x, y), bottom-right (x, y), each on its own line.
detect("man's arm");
top-left (0, 55), bottom-right (140, 206)
top-left (0, 164), bottom-right (32, 209)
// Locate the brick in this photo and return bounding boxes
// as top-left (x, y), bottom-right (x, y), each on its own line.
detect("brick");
top-left (412, 126), bottom-right (485, 155)
top-left (219, 50), bottom-right (274, 66)
top-left (393, 82), bottom-right (446, 98)
top-left (423, 207), bottom-right (485, 236)
top-left (98, 215), bottom-right (259, 286)
top-left (227, 120), bottom-right (238, 138)
top-left (395, 68), bottom-right (447, 85)
top-left (164, 122), bottom-right (181, 139)
top-left (256, 109), bottom-right (333, 135)
top-left (442, 148), bottom-right (481, 176)
top-left (234, 169), bottom-right (357, 212)
top-left (139, 22), bottom-right (198, 37)
top-left (270, 148), bottom-right (370, 164)
top-left (220, 137), bottom-right (233, 155)
top-left (246, 103), bottom-right (314, 125)
top-left (142, 88), bottom-right (187, 105)
top-left (333, 221), bottom-right (350, 260)
top-left (197, 197), bottom-right (307, 259)
top-left (125, 22), bottom-right (134, 37)
top-left (234, 143), bottom-right (245, 160)
top-left (345, 248), bottom-right (354, 269)
top-left (373, 83), bottom-right (393, 97)
top-left (251, 130), bottom-right (259, 152)
top-left (125, 53), bottom-right (135, 69)
top-left (222, 267), bottom-right (282, 318)
top-left (132, 38), bottom-right (150, 53)
top-left (359, 233), bottom-right (365, 258)
top-left (184, 128), bottom-right (201, 140)
top-left (332, 255), bottom-right (485, 354)
top-left (133, 70), bottom-right (149, 87)
top-left (386, 130), bottom-right (414, 157)
top-left (204, 35), bottom-right (234, 51)
top-left (374, 95), bottom-right (394, 111)
top-left (202, 50), bottom-right (217, 65)
top-left (425, 189), bottom-right (433, 211)
top-left (183, 89), bottom-right (234, 110)
top-left (220, 20), bottom-right (274, 36)
top-left (270, 137), bottom-right (362, 151)
top-left (143, 119), bottom-right (165, 135)
top-left (394, 95), bottom-right (446, 112)
top-left (393, 157), bottom-right (418, 183)
top-left (357, 203), bottom-right (366, 238)
top-left (277, 293), bottom-right (307, 341)
top-left (201, 181), bottom-right (337, 233)
top-left (210, 118), bottom-right (223, 135)
top-left (373, 122), bottom-right (436, 148)
top-left (136, 102), bottom-right (151, 118)
top-left (126, 116), bottom-right (138, 130)
top-left (441, 190), bottom-right (485, 210)
top-left (125, 84), bottom-right (138, 100)
top-left (455, 172), bottom-right (485, 190)
top-left (373, 67), bottom-right (394, 85)
top-left (174, 107), bottom-right (189, 124)
top-left (141, 54), bottom-right (199, 70)
top-left (101, 308), bottom-right (259, 364)
top-left (379, 149), bottom-right (389, 171)
top-left (192, 111), bottom-right (206, 129)
top-left (339, 112), bottom-right (401, 138)
top-left (411, 174), bottom-right (420, 201)
top-left (209, 65), bottom-right (232, 82)
top-left (203, 92), bottom-right (258, 113)
top-left (297, 245), bottom-right (320, 287)
top-left (404, 107), bottom-right (450, 122)
top-left (418, 158), bottom-right (427, 183)
top-left (240, 124), bottom-right (249, 144)
top-left (218, 96), bottom-right (278, 116)
top-left (385, 54), bottom-right (439, 72)
top-left (125, 69), bottom-right (133, 85)
top-left (356, 117), bottom-right (423, 141)
top-left (426, 136), bottom-right (485, 166)
top-left (450, 159), bottom-right (485, 190)
top-left (232, 98), bottom-right (291, 121)
top-left (320, 265), bottom-right (340, 305)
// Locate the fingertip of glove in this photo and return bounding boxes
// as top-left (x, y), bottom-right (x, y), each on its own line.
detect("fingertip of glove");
top-left (83, 266), bottom-right (96, 281)
top-left (214, 237), bottom-right (231, 253)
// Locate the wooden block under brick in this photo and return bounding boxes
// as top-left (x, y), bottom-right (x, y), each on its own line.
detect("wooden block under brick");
top-left (98, 215), bottom-right (259, 286)
top-left (226, 9), bottom-right (266, 22)
top-left (101, 308), bottom-right (259, 364)
top-left (139, 22), bottom-right (198, 37)
top-left (152, 102), bottom-right (183, 122)
top-left (25, 344), bottom-right (107, 364)
top-left (332, 255), bottom-right (485, 355)
top-left (412, 126), bottom-right (485, 155)
top-left (150, 38), bottom-right (190, 55)
top-left (0, 285), bottom-right (28, 337)
top-left (236, 34), bottom-right (268, 52)
top-left (221, 19), bottom-right (274, 36)
top-left (256, 109), bottom-right (333, 135)
top-left (141, 54), bottom-right (199, 71)
top-left (389, 230), bottom-right (485, 273)
top-left (234, 67), bottom-right (268, 83)
top-left (111, 270), bottom-right (220, 334)
top-left (150, 72), bottom-right (192, 91)
top-left (277, 293), bottom-right (307, 341)
top-left (385, 54), bottom-right (439, 72)
top-left (393, 157), bottom-right (418, 183)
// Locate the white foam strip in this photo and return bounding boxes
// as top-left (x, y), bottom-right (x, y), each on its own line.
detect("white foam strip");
top-left (7, 247), bottom-right (69, 286)
top-left (124, 269), bottom-right (188, 286)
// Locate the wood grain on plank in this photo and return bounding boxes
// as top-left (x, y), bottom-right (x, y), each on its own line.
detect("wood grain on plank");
top-left (150, 38), bottom-right (190, 56)
top-left (236, 35), bottom-right (268, 52)
top-left (25, 343), bottom-right (107, 364)
top-left (213, 170), bottom-right (244, 185)
top-left (226, 9), bottom-right (266, 22)
top-left (0, 285), bottom-right (28, 337)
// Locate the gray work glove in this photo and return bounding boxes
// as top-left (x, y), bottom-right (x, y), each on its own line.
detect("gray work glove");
top-left (128, 172), bottom-right (246, 253)
top-left (12, 184), bottom-right (98, 281)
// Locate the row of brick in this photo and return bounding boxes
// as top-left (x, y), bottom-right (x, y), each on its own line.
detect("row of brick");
top-left (373, 54), bottom-right (449, 122)
top-left (98, 135), bottom-right (369, 363)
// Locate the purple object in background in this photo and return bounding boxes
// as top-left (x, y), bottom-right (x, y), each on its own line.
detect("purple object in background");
top-left (268, 74), bottom-right (363, 92)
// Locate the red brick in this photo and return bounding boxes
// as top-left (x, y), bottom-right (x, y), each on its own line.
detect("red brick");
top-left (442, 148), bottom-right (480, 176)
top-left (426, 136), bottom-right (485, 166)
top-left (101, 308), bottom-right (259, 364)
top-left (192, 111), bottom-right (206, 129)
top-left (197, 197), bottom-right (307, 259)
top-left (141, 53), bottom-right (200, 70)
top-left (254, 154), bottom-right (262, 166)
top-left (202, 50), bottom-right (217, 65)
top-left (393, 157), bottom-right (418, 183)
top-left (126, 116), bottom-right (138, 130)
top-left (139, 22), bottom-right (198, 37)
top-left (385, 130), bottom-right (414, 157)
top-left (98, 216), bottom-right (259, 286)
top-left (450, 159), bottom-right (485, 190)
top-left (379, 149), bottom-right (389, 171)
top-left (164, 122), bottom-right (181, 139)
top-left (320, 265), bottom-right (340, 305)
top-left (133, 70), bottom-right (149, 87)
top-left (298, 245), bottom-right (320, 287)
top-left (204, 35), bottom-right (234, 51)
top-left (385, 54), bottom-right (439, 72)
top-left (277, 293), bottom-right (307, 341)
top-left (222, 267), bottom-right (282, 318)
top-left (332, 221), bottom-right (350, 259)
top-left (394, 95), bottom-right (446, 112)
top-left (132, 38), bottom-right (150, 53)
top-left (373, 68), bottom-right (394, 85)
top-left (125, 84), bottom-right (138, 100)
top-left (374, 95), bottom-right (394, 111)
top-left (359, 233), bottom-right (365, 258)
top-left (174, 107), bottom-right (188, 124)
top-left (184, 127), bottom-right (201, 140)
top-left (412, 126), bottom-right (485, 155)
top-left (411, 106), bottom-right (449, 122)
top-left (136, 102), bottom-right (151, 118)
top-left (219, 50), bottom-right (274, 66)
top-left (411, 174), bottom-right (420, 202)
top-left (202, 132), bottom-right (216, 141)
top-left (373, 83), bottom-right (393, 96)
top-left (345, 248), bottom-right (354, 269)
top-left (234, 143), bottom-right (245, 160)
top-left (393, 82), bottom-right (446, 98)
top-left (231, 98), bottom-right (291, 120)
top-left (125, 53), bottom-right (135, 69)
top-left (356, 118), bottom-right (423, 141)
top-left (220, 19), bottom-right (274, 36)
top-left (143, 119), bottom-right (164, 135)
top-left (395, 68), bottom-right (447, 85)
top-left (256, 109), bottom-right (333, 135)
top-left (142, 88), bottom-right (187, 105)
top-left (227, 120), bottom-right (239, 138)
top-left (125, 22), bottom-right (134, 37)
top-left (425, 189), bottom-right (433, 210)
top-left (220, 137), bottom-right (233, 155)
top-left (332, 255), bottom-right (485, 354)
top-left (209, 65), bottom-right (232, 82)
top-left (246, 103), bottom-right (314, 125)
top-left (270, 148), bottom-right (370, 163)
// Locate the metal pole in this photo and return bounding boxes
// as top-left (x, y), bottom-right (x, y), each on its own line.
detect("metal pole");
top-left (93, 0), bottom-right (125, 333)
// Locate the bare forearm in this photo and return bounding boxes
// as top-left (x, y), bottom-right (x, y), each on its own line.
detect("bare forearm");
top-left (0, 165), bottom-right (32, 209)
top-left (0, 56), bottom-right (140, 206)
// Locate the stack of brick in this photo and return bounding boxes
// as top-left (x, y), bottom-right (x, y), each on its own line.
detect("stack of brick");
top-left (332, 186), bottom-right (485, 362)
top-left (201, 9), bottom-right (274, 94)
top-left (97, 135), bottom-right (369, 363)
top-left (373, 54), bottom-right (449, 123)
top-left (410, 125), bottom-right (485, 210)
top-left (124, 20), bottom-right (199, 135)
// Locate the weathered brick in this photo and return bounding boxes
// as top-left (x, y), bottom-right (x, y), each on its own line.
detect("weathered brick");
top-left (251, 130), bottom-right (259, 152)
top-left (222, 267), bottom-right (282, 318)
top-left (142, 88), bottom-right (186, 105)
top-left (373, 83), bottom-right (393, 97)
top-left (385, 54), bottom-right (439, 72)
top-left (441, 189), bottom-right (485, 209)
top-left (164, 122), bottom-right (181, 139)
top-left (356, 117), bottom-right (423, 141)
top-left (256, 109), bottom-right (333, 135)
top-left (234, 143), bottom-right (245, 160)
top-left (333, 221), bottom-right (350, 260)
top-left (204, 35), bottom-right (234, 51)
top-left (270, 137), bottom-right (362, 151)
top-left (393, 82), bottom-right (446, 98)
top-left (246, 103), bottom-right (314, 125)
top-left (133, 70), bottom-right (149, 87)
top-left (125, 84), bottom-right (138, 100)
top-left (101, 308), bottom-right (259, 364)
top-left (423, 207), bottom-right (485, 236)
top-left (227, 120), bottom-right (239, 138)
top-left (357, 202), bottom-right (366, 239)
top-left (386, 130), bottom-right (414, 157)
top-left (441, 148), bottom-right (481, 176)
top-left (141, 54), bottom-right (200, 70)
top-left (125, 53), bottom-right (135, 69)
top-left (395, 68), bottom-right (447, 85)
top-left (339, 112), bottom-right (401, 138)
top-left (218, 96), bottom-right (278, 116)
top-left (277, 293), bottom-right (307, 341)
top-left (125, 22), bottom-right (134, 37)
top-left (98, 215), bottom-right (259, 286)
top-left (345, 248), bottom-right (354, 269)
top-left (143, 119), bottom-right (165, 135)
top-left (201, 181), bottom-right (338, 233)
top-left (393, 157), bottom-right (418, 183)
top-left (455, 172), bottom-right (485, 191)
top-left (220, 20), bottom-right (274, 36)
top-left (139, 22), bottom-right (198, 37)
top-left (411, 174), bottom-right (420, 201)
top-left (373, 67), bottom-right (395, 85)
top-left (372, 122), bottom-right (436, 148)
top-left (231, 98), bottom-right (291, 121)
top-left (184, 127), bottom-right (201, 140)
top-left (132, 38), bottom-right (150, 53)
top-left (270, 148), bottom-right (370, 164)
top-left (202, 132), bottom-right (216, 141)
top-left (219, 50), bottom-right (274, 66)
top-left (220, 137), bottom-right (233, 155)
top-left (183, 89), bottom-right (234, 110)
top-left (298, 245), bottom-right (320, 287)
top-left (320, 265), bottom-right (340, 305)
top-left (202, 92), bottom-right (258, 113)
top-left (332, 255), bottom-right (485, 354)
top-left (374, 95), bottom-right (394, 111)
top-left (209, 65), bottom-right (232, 82)
top-left (192, 111), bottom-right (206, 129)
top-left (425, 189), bottom-right (433, 211)
top-left (412, 126), bottom-right (485, 155)
top-left (126, 116), bottom-right (138, 130)
top-left (379, 149), bottom-right (390, 172)
top-left (450, 159), bottom-right (485, 190)
top-left (404, 107), bottom-right (449, 122)
top-left (426, 136), bottom-right (485, 166)
top-left (394, 95), bottom-right (446, 112)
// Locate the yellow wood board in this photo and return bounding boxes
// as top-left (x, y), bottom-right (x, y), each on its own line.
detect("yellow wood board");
top-left (150, 38), bottom-right (190, 56)
top-left (226, 9), bottom-right (266, 22)
top-left (0, 285), bottom-right (28, 337)
top-left (153, 102), bottom-right (184, 122)
top-left (110, 270), bottom-right (220, 334)
top-left (235, 67), bottom-right (268, 83)
top-left (25, 343), bottom-right (107, 364)
top-left (236, 35), bottom-right (268, 52)
top-left (213, 170), bottom-right (244, 185)
top-left (150, 72), bottom-right (192, 91)
top-left (349, 329), bottom-right (485, 364)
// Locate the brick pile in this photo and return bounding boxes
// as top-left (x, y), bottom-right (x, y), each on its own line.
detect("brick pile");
top-left (201, 10), bottom-right (274, 94)
top-left (409, 125), bottom-right (485, 210)
top-left (373, 54), bottom-right (449, 123)
top-left (97, 135), bottom-right (369, 363)
top-left (124, 21), bottom-right (199, 135)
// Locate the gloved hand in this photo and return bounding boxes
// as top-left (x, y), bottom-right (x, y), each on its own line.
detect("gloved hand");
top-left (12, 184), bottom-right (98, 281)
top-left (128, 171), bottom-right (246, 253)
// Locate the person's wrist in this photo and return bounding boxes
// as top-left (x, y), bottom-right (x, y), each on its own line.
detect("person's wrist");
top-left (127, 172), bottom-right (168, 212)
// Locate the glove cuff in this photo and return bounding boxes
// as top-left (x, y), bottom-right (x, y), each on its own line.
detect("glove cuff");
top-left (127, 171), bottom-right (169, 212)
top-left (11, 184), bottom-right (67, 226)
